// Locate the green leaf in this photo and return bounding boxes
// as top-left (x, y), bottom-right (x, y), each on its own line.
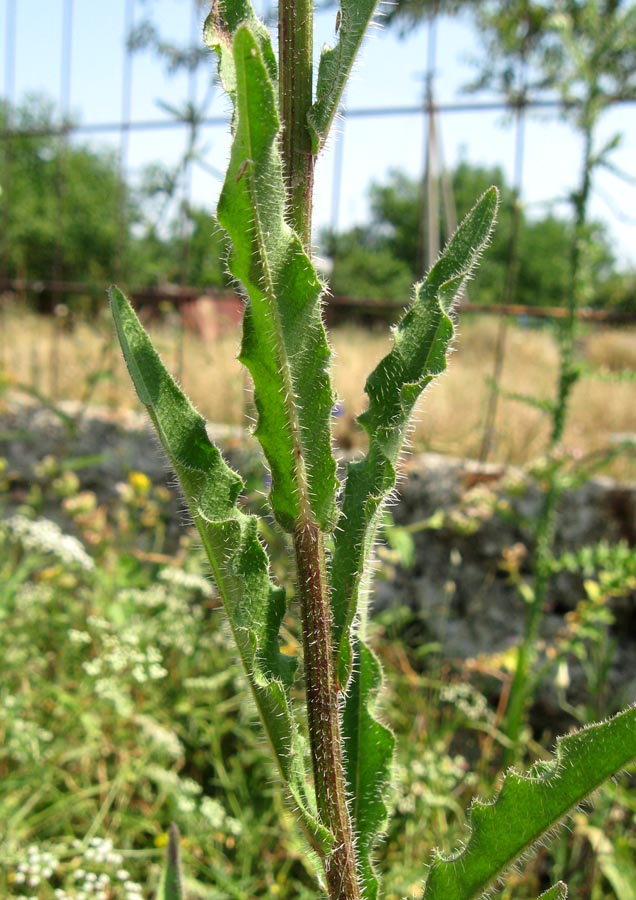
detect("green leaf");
top-left (203, 0), bottom-right (276, 100)
top-left (342, 641), bottom-right (395, 900)
top-left (332, 187), bottom-right (499, 686)
top-left (157, 825), bottom-right (185, 900)
top-left (537, 885), bottom-right (567, 900)
top-left (207, 12), bottom-right (338, 533)
top-left (109, 287), bottom-right (332, 854)
top-left (333, 187), bottom-right (498, 900)
top-left (421, 705), bottom-right (636, 900)
top-left (309, 0), bottom-right (380, 151)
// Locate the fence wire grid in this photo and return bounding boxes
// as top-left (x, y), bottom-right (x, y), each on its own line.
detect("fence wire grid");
top-left (1, 0), bottom-right (635, 469)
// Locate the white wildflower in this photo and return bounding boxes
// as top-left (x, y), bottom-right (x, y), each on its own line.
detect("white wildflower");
top-left (201, 796), bottom-right (226, 829)
top-left (12, 845), bottom-right (59, 889)
top-left (180, 777), bottom-right (202, 796)
top-left (82, 659), bottom-right (102, 677)
top-left (147, 662), bottom-right (168, 680)
top-left (159, 566), bottom-right (215, 598)
top-left (226, 816), bottom-right (243, 836)
top-left (117, 586), bottom-right (168, 609)
top-left (5, 514), bottom-right (94, 570)
top-left (135, 714), bottom-right (183, 758)
top-left (177, 795), bottom-right (196, 814)
top-left (69, 629), bottom-right (92, 645)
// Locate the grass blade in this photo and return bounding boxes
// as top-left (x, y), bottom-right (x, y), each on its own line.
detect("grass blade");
top-left (579, 822), bottom-right (636, 900)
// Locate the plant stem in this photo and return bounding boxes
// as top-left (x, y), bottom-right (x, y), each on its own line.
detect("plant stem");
top-left (504, 121), bottom-right (593, 760)
top-left (295, 523), bottom-right (361, 900)
top-left (503, 480), bottom-right (558, 757)
top-left (278, 0), bottom-right (316, 247)
top-left (551, 125), bottom-right (591, 447)
top-left (278, 0), bottom-right (361, 895)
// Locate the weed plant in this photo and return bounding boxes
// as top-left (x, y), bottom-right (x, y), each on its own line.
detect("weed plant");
top-left (0, 452), bottom-right (635, 897)
top-left (473, 5), bottom-right (636, 759)
top-left (2, 0), bottom-right (635, 897)
top-left (0, 465), bottom-right (308, 898)
top-left (104, 0), bottom-right (636, 898)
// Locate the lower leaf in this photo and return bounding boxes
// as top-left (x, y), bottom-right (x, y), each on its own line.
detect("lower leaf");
top-left (422, 704), bottom-right (636, 900)
top-left (109, 287), bottom-right (331, 854)
top-left (157, 825), bottom-right (185, 900)
top-left (537, 884), bottom-right (567, 900)
top-left (343, 640), bottom-right (395, 900)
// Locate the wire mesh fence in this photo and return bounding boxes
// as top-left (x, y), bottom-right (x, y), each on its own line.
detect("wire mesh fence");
top-left (1, 0), bottom-right (635, 473)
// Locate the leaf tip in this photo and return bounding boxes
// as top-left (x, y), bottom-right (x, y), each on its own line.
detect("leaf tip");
top-left (157, 823), bottom-right (185, 900)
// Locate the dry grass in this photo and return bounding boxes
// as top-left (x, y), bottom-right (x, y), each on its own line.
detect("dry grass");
top-left (2, 304), bottom-right (635, 480)
top-left (1, 305), bottom-right (246, 427)
top-left (583, 328), bottom-right (636, 372)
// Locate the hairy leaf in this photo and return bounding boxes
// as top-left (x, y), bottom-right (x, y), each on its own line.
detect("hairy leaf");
top-left (157, 825), bottom-right (185, 900)
top-left (332, 187), bottom-right (498, 685)
top-left (109, 287), bottom-right (332, 853)
top-left (207, 10), bottom-right (337, 533)
top-left (309, 0), bottom-right (379, 151)
top-left (342, 641), bottom-right (394, 900)
top-left (333, 187), bottom-right (498, 899)
top-left (422, 705), bottom-right (636, 900)
top-left (203, 0), bottom-right (276, 101)
top-left (537, 885), bottom-right (567, 900)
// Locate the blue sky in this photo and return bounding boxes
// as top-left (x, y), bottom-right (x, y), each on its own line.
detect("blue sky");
top-left (3, 0), bottom-right (636, 268)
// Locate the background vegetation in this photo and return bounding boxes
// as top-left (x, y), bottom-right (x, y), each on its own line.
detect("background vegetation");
top-left (1, 449), bottom-right (635, 899)
top-left (2, 96), bottom-right (634, 313)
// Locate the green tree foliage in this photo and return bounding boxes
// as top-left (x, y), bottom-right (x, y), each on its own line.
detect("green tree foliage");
top-left (595, 270), bottom-right (636, 312)
top-left (132, 200), bottom-right (229, 290)
top-left (0, 97), bottom-right (230, 308)
top-left (383, 0), bottom-right (475, 36)
top-left (472, 0), bottom-right (636, 111)
top-left (0, 98), bottom-right (130, 296)
top-left (323, 161), bottom-right (614, 307)
top-left (379, 1), bottom-right (636, 315)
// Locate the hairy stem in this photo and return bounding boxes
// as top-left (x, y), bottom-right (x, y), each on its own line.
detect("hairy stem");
top-left (278, 0), bottom-right (361, 894)
top-left (295, 523), bottom-right (361, 900)
top-left (278, 0), bottom-right (315, 245)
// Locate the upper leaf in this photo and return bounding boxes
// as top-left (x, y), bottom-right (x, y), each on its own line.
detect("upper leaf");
top-left (109, 287), bottom-right (332, 854)
top-left (334, 188), bottom-right (497, 900)
top-left (421, 705), bottom-right (636, 900)
top-left (309, 0), bottom-right (380, 151)
top-left (207, 11), bottom-right (338, 533)
top-left (331, 187), bottom-right (499, 686)
top-left (203, 0), bottom-right (276, 99)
